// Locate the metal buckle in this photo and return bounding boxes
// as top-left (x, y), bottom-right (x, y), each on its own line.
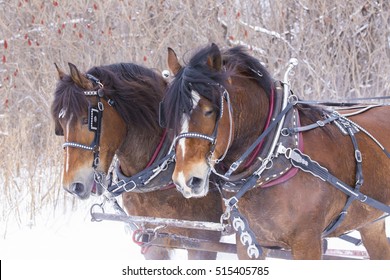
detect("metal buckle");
top-left (355, 150), bottom-right (362, 163)
top-left (123, 180), bottom-right (137, 192)
top-left (225, 161), bottom-right (240, 177)
top-left (109, 180), bottom-right (126, 193)
top-left (226, 196), bottom-right (239, 208)
top-left (98, 101), bottom-right (104, 111)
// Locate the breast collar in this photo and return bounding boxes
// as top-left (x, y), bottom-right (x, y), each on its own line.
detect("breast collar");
top-left (107, 130), bottom-right (176, 196)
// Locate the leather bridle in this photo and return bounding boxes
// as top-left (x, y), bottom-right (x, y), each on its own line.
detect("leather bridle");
top-left (171, 85), bottom-right (233, 167)
top-left (62, 74), bottom-right (114, 170)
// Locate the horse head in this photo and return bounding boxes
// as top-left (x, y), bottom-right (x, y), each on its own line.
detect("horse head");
top-left (164, 44), bottom-right (235, 198)
top-left (52, 63), bottom-right (126, 199)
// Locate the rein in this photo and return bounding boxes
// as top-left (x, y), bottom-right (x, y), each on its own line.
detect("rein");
top-left (145, 129), bottom-right (168, 168)
top-left (243, 84), bottom-right (275, 168)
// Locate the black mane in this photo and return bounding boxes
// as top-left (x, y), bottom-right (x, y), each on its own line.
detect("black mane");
top-left (163, 45), bottom-right (273, 132)
top-left (51, 63), bottom-right (166, 131)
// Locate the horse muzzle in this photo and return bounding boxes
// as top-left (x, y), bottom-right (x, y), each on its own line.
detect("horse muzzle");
top-left (63, 174), bottom-right (105, 200)
top-left (64, 181), bottom-right (91, 200)
top-left (174, 175), bottom-right (209, 198)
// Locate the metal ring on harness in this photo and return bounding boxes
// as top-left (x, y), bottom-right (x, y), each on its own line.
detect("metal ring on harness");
top-left (281, 127), bottom-right (290, 136)
top-left (90, 203), bottom-right (105, 222)
top-left (288, 94), bottom-right (299, 105)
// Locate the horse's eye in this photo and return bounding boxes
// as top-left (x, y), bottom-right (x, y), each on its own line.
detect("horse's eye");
top-left (204, 109), bottom-right (214, 117)
top-left (81, 117), bottom-right (88, 125)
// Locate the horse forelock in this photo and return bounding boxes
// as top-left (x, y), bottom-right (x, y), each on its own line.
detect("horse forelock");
top-left (51, 75), bottom-right (89, 124)
top-left (86, 63), bottom-right (165, 132)
top-left (164, 45), bottom-right (277, 133)
top-left (164, 46), bottom-right (228, 133)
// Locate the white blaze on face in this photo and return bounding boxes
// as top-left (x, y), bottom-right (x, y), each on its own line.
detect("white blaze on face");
top-left (177, 91), bottom-right (201, 160)
top-left (175, 91), bottom-right (201, 194)
top-left (64, 112), bottom-right (74, 174)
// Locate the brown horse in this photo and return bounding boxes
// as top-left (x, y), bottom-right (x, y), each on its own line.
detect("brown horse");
top-left (51, 62), bottom-right (223, 259)
top-left (163, 43), bottom-right (390, 259)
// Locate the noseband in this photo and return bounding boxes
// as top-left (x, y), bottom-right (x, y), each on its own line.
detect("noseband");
top-left (172, 85), bottom-right (233, 166)
top-left (62, 74), bottom-right (114, 170)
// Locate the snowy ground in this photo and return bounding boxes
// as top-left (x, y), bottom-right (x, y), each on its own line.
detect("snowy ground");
top-left (0, 199), bottom-right (144, 260)
top-left (1, 197), bottom-right (389, 280)
top-left (1, 196), bottom-right (388, 260)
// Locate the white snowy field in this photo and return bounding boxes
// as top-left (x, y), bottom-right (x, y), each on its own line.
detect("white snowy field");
top-left (0, 194), bottom-right (388, 260)
top-left (1, 196), bottom-right (389, 280)
top-left (1, 198), bottom-right (385, 260)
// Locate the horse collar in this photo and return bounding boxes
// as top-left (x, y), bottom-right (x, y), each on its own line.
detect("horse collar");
top-left (219, 81), bottom-right (302, 191)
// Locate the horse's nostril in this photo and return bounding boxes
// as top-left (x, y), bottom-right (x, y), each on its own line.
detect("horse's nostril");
top-left (187, 177), bottom-right (203, 189)
top-left (71, 182), bottom-right (85, 196)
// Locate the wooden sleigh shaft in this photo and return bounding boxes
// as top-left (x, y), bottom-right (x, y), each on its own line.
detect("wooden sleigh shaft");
top-left (91, 212), bottom-right (372, 260)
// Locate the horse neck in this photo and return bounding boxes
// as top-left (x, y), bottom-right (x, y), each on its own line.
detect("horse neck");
top-left (224, 83), bottom-right (270, 166)
top-left (116, 124), bottom-right (164, 177)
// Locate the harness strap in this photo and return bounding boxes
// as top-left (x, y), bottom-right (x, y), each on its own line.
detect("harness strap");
top-left (63, 142), bottom-right (94, 151)
top-left (220, 174), bottom-right (263, 259)
top-left (230, 207), bottom-right (263, 259)
top-left (282, 147), bottom-right (390, 215)
top-left (224, 102), bottom-right (295, 177)
top-left (145, 129), bottom-right (168, 168)
top-left (108, 151), bottom-right (175, 196)
top-left (227, 174), bottom-right (259, 208)
top-left (284, 113), bottom-right (339, 135)
top-left (242, 83), bottom-right (275, 169)
top-left (174, 132), bottom-right (215, 144)
top-left (322, 120), bottom-right (364, 236)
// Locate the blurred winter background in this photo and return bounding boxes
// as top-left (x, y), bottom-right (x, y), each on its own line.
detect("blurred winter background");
top-left (1, 0), bottom-right (390, 261)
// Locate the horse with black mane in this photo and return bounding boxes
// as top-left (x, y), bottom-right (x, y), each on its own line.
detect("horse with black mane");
top-left (51, 62), bottom-right (223, 259)
top-left (162, 43), bottom-right (390, 259)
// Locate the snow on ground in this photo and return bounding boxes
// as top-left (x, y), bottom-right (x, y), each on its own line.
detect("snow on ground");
top-left (1, 196), bottom-right (388, 260)
top-left (0, 197), bottom-right (234, 260)
top-left (0, 201), bottom-right (144, 260)
top-left (1, 196), bottom-right (389, 280)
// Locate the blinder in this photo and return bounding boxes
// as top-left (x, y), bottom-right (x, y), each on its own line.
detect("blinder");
top-left (88, 105), bottom-right (100, 131)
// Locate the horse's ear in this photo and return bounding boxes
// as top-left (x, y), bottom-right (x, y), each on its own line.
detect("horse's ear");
top-left (68, 62), bottom-right (93, 89)
top-left (206, 43), bottom-right (222, 72)
top-left (167, 47), bottom-right (182, 75)
top-left (54, 63), bottom-right (66, 80)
